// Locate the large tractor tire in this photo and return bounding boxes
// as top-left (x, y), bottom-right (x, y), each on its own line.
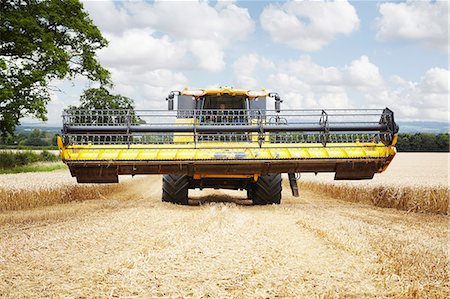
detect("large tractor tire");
top-left (251, 174), bottom-right (282, 205)
top-left (162, 175), bottom-right (189, 205)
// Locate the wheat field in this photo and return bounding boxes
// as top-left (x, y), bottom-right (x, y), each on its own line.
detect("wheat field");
top-left (0, 169), bottom-right (141, 212)
top-left (0, 153), bottom-right (448, 297)
top-left (300, 153), bottom-right (449, 214)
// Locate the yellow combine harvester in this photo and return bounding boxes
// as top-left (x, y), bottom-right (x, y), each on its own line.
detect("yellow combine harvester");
top-left (58, 87), bottom-right (398, 205)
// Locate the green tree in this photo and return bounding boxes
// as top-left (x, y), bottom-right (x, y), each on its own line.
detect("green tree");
top-left (420, 133), bottom-right (437, 151)
top-left (396, 133), bottom-right (449, 152)
top-left (24, 128), bottom-right (49, 146)
top-left (67, 87), bottom-right (140, 144)
top-left (0, 0), bottom-right (110, 136)
top-left (74, 87), bottom-right (136, 111)
top-left (68, 87), bottom-right (141, 125)
top-left (396, 134), bottom-right (410, 151)
top-left (436, 133), bottom-right (449, 152)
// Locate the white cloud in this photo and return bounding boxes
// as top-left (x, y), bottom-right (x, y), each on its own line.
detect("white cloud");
top-left (260, 0), bottom-right (359, 51)
top-left (267, 73), bottom-right (351, 109)
top-left (187, 40), bottom-right (225, 72)
top-left (233, 54), bottom-right (448, 121)
top-left (376, 1), bottom-right (449, 52)
top-left (109, 68), bottom-right (188, 110)
top-left (98, 30), bottom-right (186, 71)
top-left (377, 67), bottom-right (449, 121)
top-left (135, 1), bottom-right (254, 43)
top-left (346, 55), bottom-right (384, 90)
top-left (83, 0), bottom-right (254, 72)
top-left (281, 56), bottom-right (343, 85)
top-left (419, 67), bottom-right (449, 94)
top-left (81, 1), bottom-right (129, 35)
top-left (278, 55), bottom-right (383, 90)
top-left (233, 54), bottom-right (274, 89)
top-left (233, 54), bottom-right (385, 109)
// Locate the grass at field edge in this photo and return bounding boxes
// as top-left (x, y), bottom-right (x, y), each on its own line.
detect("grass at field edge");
top-left (0, 162), bottom-right (67, 174)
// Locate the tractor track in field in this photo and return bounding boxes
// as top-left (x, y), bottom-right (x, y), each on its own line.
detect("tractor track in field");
top-left (0, 176), bottom-right (448, 298)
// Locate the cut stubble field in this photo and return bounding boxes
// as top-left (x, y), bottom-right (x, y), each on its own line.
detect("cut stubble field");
top-left (0, 153), bottom-right (448, 298)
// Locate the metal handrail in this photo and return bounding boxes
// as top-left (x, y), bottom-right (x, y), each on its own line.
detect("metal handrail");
top-left (61, 108), bottom-right (398, 147)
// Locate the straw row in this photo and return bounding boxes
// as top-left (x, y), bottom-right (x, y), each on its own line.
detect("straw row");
top-left (0, 183), bottom-right (133, 212)
top-left (299, 180), bottom-right (449, 214)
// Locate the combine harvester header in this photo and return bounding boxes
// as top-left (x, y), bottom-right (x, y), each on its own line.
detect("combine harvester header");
top-left (58, 87), bottom-right (399, 205)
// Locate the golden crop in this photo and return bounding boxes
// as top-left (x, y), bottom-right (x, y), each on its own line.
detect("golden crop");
top-left (300, 153), bottom-right (449, 214)
top-left (0, 170), bottom-right (134, 212)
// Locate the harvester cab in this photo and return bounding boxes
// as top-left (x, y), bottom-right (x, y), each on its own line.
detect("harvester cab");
top-left (58, 87), bottom-right (399, 205)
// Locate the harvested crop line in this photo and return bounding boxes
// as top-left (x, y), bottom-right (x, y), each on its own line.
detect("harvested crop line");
top-left (0, 170), bottom-right (140, 212)
top-left (299, 181), bottom-right (449, 214)
top-left (0, 184), bottom-right (126, 212)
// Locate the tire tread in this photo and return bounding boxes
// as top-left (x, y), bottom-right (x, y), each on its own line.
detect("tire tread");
top-left (252, 174), bottom-right (282, 205)
top-left (162, 175), bottom-right (189, 205)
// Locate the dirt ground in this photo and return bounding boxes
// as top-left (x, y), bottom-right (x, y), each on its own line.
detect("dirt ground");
top-left (0, 176), bottom-right (448, 298)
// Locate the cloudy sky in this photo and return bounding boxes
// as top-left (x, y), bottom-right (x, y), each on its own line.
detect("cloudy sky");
top-left (44, 0), bottom-right (449, 125)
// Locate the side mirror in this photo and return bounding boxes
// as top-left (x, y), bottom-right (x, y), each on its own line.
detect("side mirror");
top-left (166, 97), bottom-right (174, 111)
top-left (166, 90), bottom-right (180, 111)
top-left (269, 92), bottom-right (282, 113)
top-left (275, 100), bottom-right (281, 113)
top-left (274, 95), bottom-right (282, 113)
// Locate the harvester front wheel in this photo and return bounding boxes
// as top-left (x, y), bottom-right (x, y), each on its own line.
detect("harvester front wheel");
top-left (252, 174), bottom-right (282, 205)
top-left (162, 175), bottom-right (189, 205)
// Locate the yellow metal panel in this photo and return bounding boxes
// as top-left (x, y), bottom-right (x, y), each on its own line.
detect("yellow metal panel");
top-left (174, 118), bottom-right (194, 143)
top-left (250, 149), bottom-right (273, 159)
top-left (176, 149), bottom-right (196, 160)
top-left (57, 136), bottom-right (64, 160)
top-left (59, 140), bottom-right (395, 162)
top-left (322, 148), bottom-right (347, 158)
top-left (392, 134), bottom-right (398, 146)
top-left (267, 149), bottom-right (290, 159)
top-left (157, 150), bottom-right (178, 160)
top-left (342, 147), bottom-right (367, 158)
top-left (307, 148), bottom-right (330, 158)
top-left (287, 148), bottom-right (311, 159)
top-left (363, 147), bottom-right (383, 157)
top-left (136, 150), bottom-right (159, 160)
top-left (77, 151), bottom-right (100, 160)
top-left (98, 150), bottom-right (123, 160)
top-left (117, 151), bottom-right (139, 160)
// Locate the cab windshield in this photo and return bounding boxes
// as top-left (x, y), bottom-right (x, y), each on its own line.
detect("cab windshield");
top-left (200, 95), bottom-right (248, 110)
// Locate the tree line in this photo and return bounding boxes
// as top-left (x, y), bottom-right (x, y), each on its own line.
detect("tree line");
top-left (396, 133), bottom-right (449, 152)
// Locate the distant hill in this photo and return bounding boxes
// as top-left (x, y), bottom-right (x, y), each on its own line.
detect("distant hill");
top-left (398, 121), bottom-right (449, 134)
top-left (16, 124), bottom-right (61, 134)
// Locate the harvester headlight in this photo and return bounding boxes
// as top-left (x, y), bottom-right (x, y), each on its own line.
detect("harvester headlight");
top-left (247, 90), bottom-right (268, 98)
top-left (182, 89), bottom-right (205, 97)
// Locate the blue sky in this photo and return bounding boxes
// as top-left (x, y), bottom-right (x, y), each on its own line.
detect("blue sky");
top-left (42, 0), bottom-right (449, 124)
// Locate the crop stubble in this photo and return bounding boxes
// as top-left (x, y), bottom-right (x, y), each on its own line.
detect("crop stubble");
top-left (0, 153), bottom-right (448, 297)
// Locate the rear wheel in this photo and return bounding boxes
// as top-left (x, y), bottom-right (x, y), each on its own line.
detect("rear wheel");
top-left (246, 187), bottom-right (254, 200)
top-left (252, 174), bottom-right (282, 205)
top-left (162, 175), bottom-right (189, 205)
